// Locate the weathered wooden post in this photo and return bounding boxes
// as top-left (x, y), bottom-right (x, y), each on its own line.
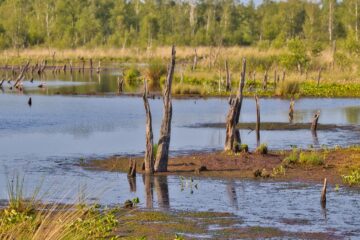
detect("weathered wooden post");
top-left (263, 69), bottom-right (268, 90)
top-left (225, 60), bottom-right (231, 92)
top-left (311, 111), bottom-right (320, 132)
top-left (118, 76), bottom-right (124, 93)
top-left (255, 95), bottom-right (260, 147)
top-left (192, 48), bottom-right (198, 71)
top-left (317, 67), bottom-right (322, 87)
top-left (289, 97), bottom-right (295, 122)
top-left (224, 58), bottom-right (246, 152)
top-left (321, 178), bottom-right (327, 208)
top-left (154, 46), bottom-right (176, 172)
top-left (143, 80), bottom-right (154, 174)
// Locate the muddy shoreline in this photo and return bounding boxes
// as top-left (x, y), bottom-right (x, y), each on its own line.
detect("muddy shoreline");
top-left (81, 147), bottom-right (360, 186)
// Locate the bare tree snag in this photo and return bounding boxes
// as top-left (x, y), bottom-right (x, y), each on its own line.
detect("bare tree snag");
top-left (311, 111), bottom-right (320, 132)
top-left (317, 67), bottom-right (322, 87)
top-left (255, 95), bottom-right (260, 147)
top-left (13, 61), bottom-right (30, 88)
top-left (321, 178), bottom-right (327, 208)
top-left (225, 60), bottom-right (231, 92)
top-left (224, 58), bottom-right (246, 152)
top-left (128, 158), bottom-right (136, 177)
top-left (118, 76), bottom-right (124, 93)
top-left (154, 46), bottom-right (176, 172)
top-left (192, 48), bottom-right (198, 71)
top-left (143, 80), bottom-right (154, 174)
top-left (289, 97), bottom-right (295, 122)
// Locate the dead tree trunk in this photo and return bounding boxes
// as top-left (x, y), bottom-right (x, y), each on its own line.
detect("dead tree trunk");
top-left (90, 58), bottom-right (93, 71)
top-left (192, 48), bottom-right (198, 71)
top-left (13, 61), bottom-right (30, 88)
top-left (224, 58), bottom-right (246, 152)
top-left (118, 76), bottom-right (124, 93)
top-left (143, 80), bottom-right (154, 174)
top-left (154, 46), bottom-right (176, 172)
top-left (311, 111), bottom-right (320, 132)
top-left (128, 158), bottom-right (136, 177)
top-left (225, 60), bottom-right (231, 92)
top-left (289, 97), bottom-right (295, 122)
top-left (321, 178), bottom-right (327, 208)
top-left (263, 69), bottom-right (268, 90)
top-left (255, 95), bottom-right (260, 147)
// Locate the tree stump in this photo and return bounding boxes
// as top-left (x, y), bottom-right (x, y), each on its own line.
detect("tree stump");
top-left (311, 111), bottom-right (320, 132)
top-left (289, 98), bottom-right (295, 122)
top-left (128, 158), bottom-right (136, 177)
top-left (154, 46), bottom-right (176, 172)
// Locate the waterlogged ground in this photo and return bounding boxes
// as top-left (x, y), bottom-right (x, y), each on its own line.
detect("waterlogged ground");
top-left (0, 75), bottom-right (360, 238)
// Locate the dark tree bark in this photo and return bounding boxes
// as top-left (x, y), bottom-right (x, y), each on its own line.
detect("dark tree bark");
top-left (224, 58), bottom-right (246, 152)
top-left (289, 98), bottom-right (295, 122)
top-left (154, 46), bottom-right (176, 172)
top-left (255, 95), bottom-right (260, 147)
top-left (225, 60), bottom-right (231, 92)
top-left (143, 80), bottom-right (154, 174)
top-left (311, 111), bottom-right (320, 132)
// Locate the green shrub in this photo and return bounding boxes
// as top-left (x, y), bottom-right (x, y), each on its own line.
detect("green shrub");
top-left (283, 148), bottom-right (299, 165)
top-left (124, 66), bottom-right (140, 83)
top-left (240, 144), bottom-right (249, 153)
top-left (276, 81), bottom-right (300, 96)
top-left (298, 151), bottom-right (324, 165)
top-left (342, 169), bottom-right (360, 186)
top-left (256, 144), bottom-right (268, 154)
top-left (145, 59), bottom-right (167, 88)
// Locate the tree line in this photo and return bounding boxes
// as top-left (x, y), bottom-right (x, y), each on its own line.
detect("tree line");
top-left (0, 0), bottom-right (359, 50)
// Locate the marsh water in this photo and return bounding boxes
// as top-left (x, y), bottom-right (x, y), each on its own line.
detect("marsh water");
top-left (0, 71), bottom-right (359, 237)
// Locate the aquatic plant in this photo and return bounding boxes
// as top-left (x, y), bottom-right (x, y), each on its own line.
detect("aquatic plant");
top-left (282, 148), bottom-right (299, 165)
top-left (272, 165), bottom-right (286, 176)
top-left (342, 169), bottom-right (360, 186)
top-left (240, 144), bottom-right (249, 153)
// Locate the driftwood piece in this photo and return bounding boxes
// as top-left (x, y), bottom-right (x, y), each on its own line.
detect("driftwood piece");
top-left (128, 158), bottom-right (136, 177)
top-left (289, 98), bottom-right (295, 122)
top-left (321, 178), bottom-right (327, 207)
top-left (143, 80), bottom-right (154, 174)
top-left (225, 60), bottom-right (231, 92)
top-left (255, 95), bottom-right (260, 147)
top-left (311, 111), bottom-right (320, 132)
top-left (224, 58), bottom-right (246, 152)
top-left (154, 46), bottom-right (176, 172)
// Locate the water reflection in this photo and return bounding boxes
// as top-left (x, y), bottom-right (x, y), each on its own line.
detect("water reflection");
top-left (154, 175), bottom-right (170, 210)
top-left (127, 176), bottom-right (137, 192)
top-left (226, 180), bottom-right (239, 210)
top-left (143, 175), bottom-right (154, 208)
top-left (344, 107), bottom-right (360, 125)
